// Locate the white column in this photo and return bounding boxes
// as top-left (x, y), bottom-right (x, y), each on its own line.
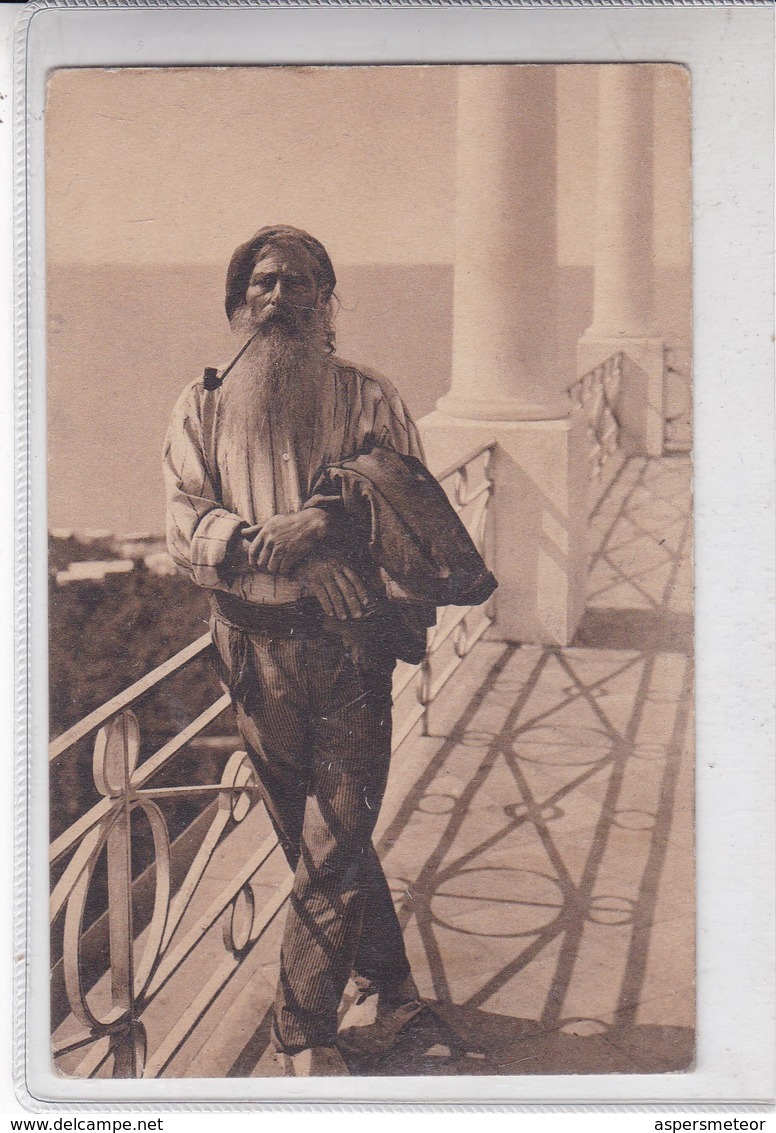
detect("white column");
top-left (578, 64), bottom-right (665, 455)
top-left (422, 66), bottom-right (589, 646)
top-left (438, 66), bottom-right (567, 422)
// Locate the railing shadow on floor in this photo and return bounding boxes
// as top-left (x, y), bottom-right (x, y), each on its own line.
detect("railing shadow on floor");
top-left (221, 450), bottom-right (695, 1078)
top-left (387, 642), bottom-right (691, 1073)
top-left (376, 453), bottom-right (693, 1075)
top-left (221, 633), bottom-right (694, 1077)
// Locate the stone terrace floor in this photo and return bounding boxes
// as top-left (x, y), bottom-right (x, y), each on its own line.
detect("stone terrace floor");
top-left (70, 454), bottom-right (694, 1080)
top-left (343, 454), bottom-right (695, 1077)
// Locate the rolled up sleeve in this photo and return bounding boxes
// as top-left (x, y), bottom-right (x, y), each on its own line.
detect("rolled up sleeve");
top-left (162, 386), bottom-right (246, 589)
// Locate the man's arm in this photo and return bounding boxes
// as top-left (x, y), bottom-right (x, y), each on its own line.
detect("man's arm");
top-left (165, 387), bottom-right (340, 585)
top-left (238, 510), bottom-right (329, 576)
top-left (357, 369), bottom-right (426, 461)
top-left (163, 388), bottom-right (366, 617)
top-left (162, 389), bottom-right (249, 590)
top-left (293, 553), bottom-right (371, 620)
top-left (229, 515), bottom-right (371, 619)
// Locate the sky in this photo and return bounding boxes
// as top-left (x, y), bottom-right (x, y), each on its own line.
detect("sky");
top-left (46, 64), bottom-right (689, 270)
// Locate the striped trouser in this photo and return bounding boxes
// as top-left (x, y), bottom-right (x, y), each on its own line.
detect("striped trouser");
top-left (210, 615), bottom-right (412, 1053)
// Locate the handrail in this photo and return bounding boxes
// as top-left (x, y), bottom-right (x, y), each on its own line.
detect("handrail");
top-left (49, 632), bottom-right (213, 764)
top-left (49, 440), bottom-right (496, 1079)
top-left (50, 694), bottom-right (232, 867)
top-left (433, 440), bottom-right (495, 486)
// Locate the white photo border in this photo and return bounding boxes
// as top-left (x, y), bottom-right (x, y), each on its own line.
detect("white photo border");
top-left (14, 0), bottom-right (776, 1110)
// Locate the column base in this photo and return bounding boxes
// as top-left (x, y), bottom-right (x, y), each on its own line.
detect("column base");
top-left (577, 334), bottom-right (665, 457)
top-left (437, 390), bottom-right (571, 422)
top-left (420, 410), bottom-right (589, 647)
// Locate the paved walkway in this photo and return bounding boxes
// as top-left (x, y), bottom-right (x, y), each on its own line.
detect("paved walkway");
top-left (347, 454), bottom-right (695, 1075)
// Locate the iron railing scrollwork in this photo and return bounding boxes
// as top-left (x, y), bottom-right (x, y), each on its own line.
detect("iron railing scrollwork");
top-left (49, 441), bottom-right (496, 1078)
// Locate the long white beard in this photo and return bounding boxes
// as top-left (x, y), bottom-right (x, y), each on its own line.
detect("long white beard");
top-left (219, 319), bottom-right (325, 452)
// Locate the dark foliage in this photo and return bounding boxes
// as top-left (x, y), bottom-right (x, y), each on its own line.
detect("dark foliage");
top-left (49, 563), bottom-right (213, 739)
top-left (49, 560), bottom-right (231, 842)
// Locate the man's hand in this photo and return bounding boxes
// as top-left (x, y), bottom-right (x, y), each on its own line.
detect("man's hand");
top-left (293, 553), bottom-right (371, 620)
top-left (242, 509), bottom-right (328, 576)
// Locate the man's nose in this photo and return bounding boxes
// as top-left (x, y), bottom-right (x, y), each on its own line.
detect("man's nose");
top-left (269, 279), bottom-right (285, 304)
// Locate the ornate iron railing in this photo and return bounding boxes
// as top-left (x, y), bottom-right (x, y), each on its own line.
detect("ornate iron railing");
top-left (49, 442), bottom-right (495, 1079)
top-left (569, 352), bottom-right (624, 476)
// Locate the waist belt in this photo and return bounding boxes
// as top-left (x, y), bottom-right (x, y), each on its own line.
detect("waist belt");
top-left (209, 592), bottom-right (326, 636)
top-left (209, 591), bottom-right (427, 662)
top-left (209, 589), bottom-right (394, 638)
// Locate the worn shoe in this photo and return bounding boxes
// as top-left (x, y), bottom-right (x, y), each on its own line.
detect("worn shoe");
top-left (283, 1045), bottom-right (350, 1076)
top-left (337, 977), bottom-right (426, 1056)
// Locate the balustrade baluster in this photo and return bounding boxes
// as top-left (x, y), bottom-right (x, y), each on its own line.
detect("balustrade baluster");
top-left (570, 351), bottom-right (624, 476)
top-left (93, 712), bottom-right (140, 1074)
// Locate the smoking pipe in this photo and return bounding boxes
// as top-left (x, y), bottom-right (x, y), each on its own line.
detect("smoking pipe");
top-left (203, 329), bottom-right (261, 391)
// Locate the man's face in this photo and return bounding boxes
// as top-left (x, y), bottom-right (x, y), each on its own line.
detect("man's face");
top-left (244, 244), bottom-right (321, 336)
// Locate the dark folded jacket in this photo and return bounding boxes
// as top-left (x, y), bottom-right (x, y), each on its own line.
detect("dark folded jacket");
top-left (306, 445), bottom-right (498, 609)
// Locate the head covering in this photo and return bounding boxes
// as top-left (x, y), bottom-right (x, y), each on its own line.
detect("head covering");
top-left (224, 224), bottom-right (337, 322)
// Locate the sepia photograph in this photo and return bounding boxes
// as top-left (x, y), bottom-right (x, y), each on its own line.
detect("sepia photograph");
top-left (44, 62), bottom-right (694, 1084)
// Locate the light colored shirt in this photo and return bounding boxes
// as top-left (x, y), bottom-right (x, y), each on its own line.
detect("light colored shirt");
top-left (163, 356), bottom-right (424, 605)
